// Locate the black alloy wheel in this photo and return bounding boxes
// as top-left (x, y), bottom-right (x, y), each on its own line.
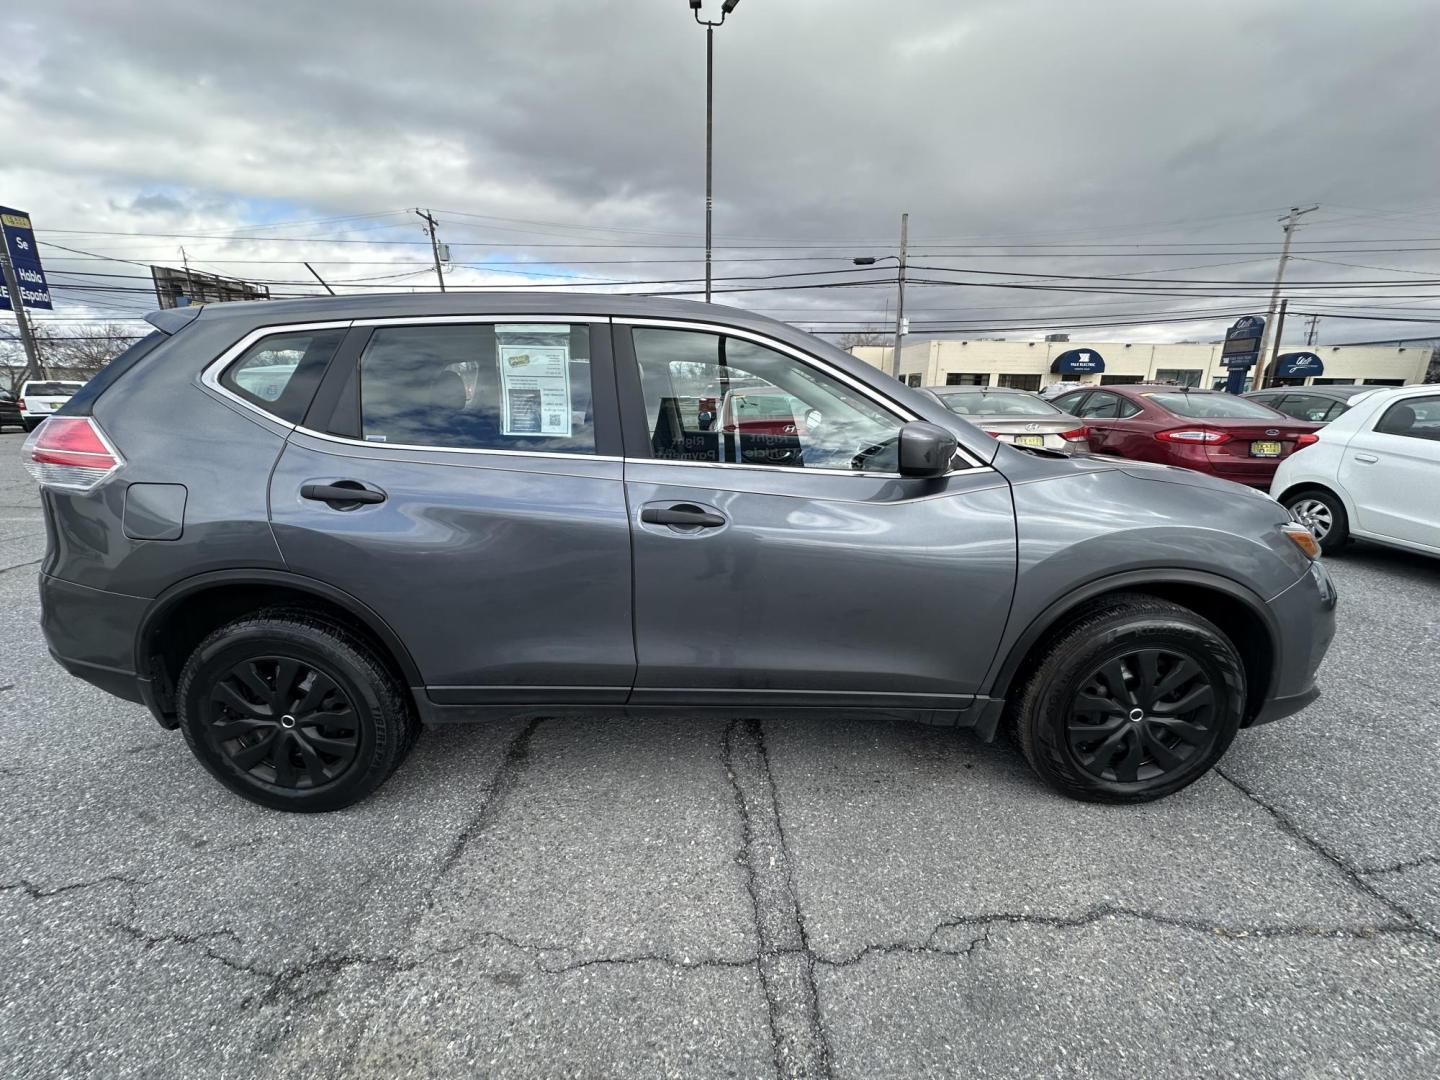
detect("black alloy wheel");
top-left (1066, 648), bottom-right (1219, 784)
top-left (177, 611), bottom-right (419, 812)
top-left (1012, 593), bottom-right (1245, 803)
top-left (205, 656), bottom-right (360, 791)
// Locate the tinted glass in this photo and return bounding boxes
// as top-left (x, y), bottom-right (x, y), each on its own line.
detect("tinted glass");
top-left (24, 381), bottom-right (85, 395)
top-left (1145, 392), bottom-right (1282, 419)
top-left (358, 323), bottom-right (596, 454)
top-left (1051, 391), bottom-right (1087, 413)
top-left (997, 373), bottom-right (1042, 391)
top-left (632, 328), bottom-right (905, 472)
top-left (220, 329), bottom-right (346, 424)
top-left (1077, 392), bottom-right (1123, 419)
top-left (1274, 394), bottom-right (1337, 423)
top-left (1374, 395), bottom-right (1440, 442)
top-left (936, 390), bottom-right (1060, 417)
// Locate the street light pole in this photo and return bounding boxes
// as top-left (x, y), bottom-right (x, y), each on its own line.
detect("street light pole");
top-left (690, 0), bottom-right (740, 303)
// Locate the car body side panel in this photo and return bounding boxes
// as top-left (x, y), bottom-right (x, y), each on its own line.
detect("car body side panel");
top-left (270, 433), bottom-right (636, 695)
top-left (624, 463), bottom-right (1017, 706)
top-left (46, 333), bottom-right (291, 598)
top-left (981, 450), bottom-right (1311, 697)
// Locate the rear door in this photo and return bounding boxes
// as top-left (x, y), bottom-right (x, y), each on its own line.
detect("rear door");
top-left (1340, 392), bottom-right (1440, 549)
top-left (1073, 391), bottom-right (1150, 458)
top-left (268, 316), bottom-right (636, 706)
top-left (614, 320), bottom-right (1016, 718)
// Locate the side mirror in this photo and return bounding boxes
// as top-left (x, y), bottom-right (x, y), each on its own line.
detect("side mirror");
top-left (897, 421), bottom-right (958, 478)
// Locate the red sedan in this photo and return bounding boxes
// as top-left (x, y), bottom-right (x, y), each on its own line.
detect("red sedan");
top-left (1049, 384), bottom-right (1321, 488)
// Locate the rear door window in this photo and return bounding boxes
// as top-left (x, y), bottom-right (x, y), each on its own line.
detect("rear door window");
top-left (357, 323), bottom-right (597, 454)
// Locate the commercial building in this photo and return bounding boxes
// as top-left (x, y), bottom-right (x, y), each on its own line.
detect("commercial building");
top-left (850, 337), bottom-right (1433, 392)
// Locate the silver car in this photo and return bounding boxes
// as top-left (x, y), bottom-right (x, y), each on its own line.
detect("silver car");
top-left (925, 385), bottom-right (1089, 453)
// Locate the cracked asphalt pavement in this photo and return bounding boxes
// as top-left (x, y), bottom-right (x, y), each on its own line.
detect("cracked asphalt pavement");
top-left (2, 429), bottom-right (1438, 1078)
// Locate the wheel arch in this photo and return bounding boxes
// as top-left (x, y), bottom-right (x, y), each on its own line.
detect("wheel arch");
top-left (136, 570), bottom-right (424, 719)
top-left (1273, 478), bottom-right (1355, 522)
top-left (988, 570), bottom-right (1279, 727)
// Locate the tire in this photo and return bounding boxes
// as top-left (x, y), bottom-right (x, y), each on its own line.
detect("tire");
top-left (1282, 488), bottom-right (1349, 555)
top-left (177, 610), bottom-right (419, 812)
top-left (21, 418), bottom-right (39, 432)
top-left (1013, 593), bottom-right (1245, 804)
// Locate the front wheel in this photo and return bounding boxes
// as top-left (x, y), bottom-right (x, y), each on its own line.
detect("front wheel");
top-left (1013, 594), bottom-right (1245, 803)
top-left (177, 611), bottom-right (418, 811)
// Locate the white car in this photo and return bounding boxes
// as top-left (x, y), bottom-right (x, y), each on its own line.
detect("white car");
top-left (1271, 384), bottom-right (1440, 557)
top-left (18, 379), bottom-right (86, 432)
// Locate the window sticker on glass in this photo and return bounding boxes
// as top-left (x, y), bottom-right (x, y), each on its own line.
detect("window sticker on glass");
top-left (496, 324), bottom-right (572, 437)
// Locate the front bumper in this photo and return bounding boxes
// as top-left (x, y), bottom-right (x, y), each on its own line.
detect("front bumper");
top-left (1248, 559), bottom-right (1337, 726)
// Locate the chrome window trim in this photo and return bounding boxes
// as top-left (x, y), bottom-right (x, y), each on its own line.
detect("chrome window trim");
top-left (289, 424), bottom-right (622, 463)
top-left (199, 314), bottom-right (991, 475)
top-left (199, 320), bottom-right (356, 428)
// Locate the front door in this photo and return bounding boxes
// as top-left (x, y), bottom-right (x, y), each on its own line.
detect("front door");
top-left (269, 318), bottom-right (635, 705)
top-left (1341, 392), bottom-right (1440, 549)
top-left (615, 322), bottom-right (1017, 716)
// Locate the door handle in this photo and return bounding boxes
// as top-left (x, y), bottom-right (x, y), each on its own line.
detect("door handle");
top-left (301, 482), bottom-right (386, 505)
top-left (641, 505), bottom-right (726, 528)
top-left (1353, 453), bottom-right (1379, 464)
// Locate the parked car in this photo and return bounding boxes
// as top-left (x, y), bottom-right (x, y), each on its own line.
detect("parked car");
top-left (1244, 384), bottom-right (1381, 424)
top-left (0, 390), bottom-right (23, 432)
top-left (24, 295), bottom-right (1334, 811)
top-left (1050, 384), bottom-right (1322, 488)
top-left (1040, 380), bottom-right (1085, 400)
top-left (923, 385), bottom-right (1089, 453)
top-left (18, 379), bottom-right (86, 431)
top-left (1271, 385), bottom-right (1440, 557)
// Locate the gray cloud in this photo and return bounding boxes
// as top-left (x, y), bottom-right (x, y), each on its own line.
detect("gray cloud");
top-left (4, 0), bottom-right (1439, 342)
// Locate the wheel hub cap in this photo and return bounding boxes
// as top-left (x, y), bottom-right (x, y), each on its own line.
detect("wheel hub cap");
top-left (205, 657), bottom-right (360, 791)
top-left (1066, 647), bottom-right (1220, 784)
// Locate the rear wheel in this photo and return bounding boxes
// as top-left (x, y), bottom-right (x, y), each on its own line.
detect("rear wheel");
top-left (21, 418), bottom-right (39, 432)
top-left (177, 611), bottom-right (418, 812)
top-left (1014, 594), bottom-right (1245, 803)
top-left (1283, 488), bottom-right (1349, 555)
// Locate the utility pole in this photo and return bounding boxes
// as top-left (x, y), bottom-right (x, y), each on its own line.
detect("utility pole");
top-left (1305, 314), bottom-right (1320, 346)
top-left (891, 212), bottom-right (908, 379)
top-left (416, 209), bottom-right (447, 292)
top-left (1263, 298), bottom-right (1289, 388)
top-left (304, 262), bottom-right (336, 295)
top-left (0, 248), bottom-right (45, 381)
top-left (1256, 205), bottom-right (1317, 387)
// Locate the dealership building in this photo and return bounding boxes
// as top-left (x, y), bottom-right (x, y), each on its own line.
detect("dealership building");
top-left (850, 337), bottom-right (1433, 392)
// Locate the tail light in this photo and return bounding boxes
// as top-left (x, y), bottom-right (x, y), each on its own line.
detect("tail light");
top-left (1155, 429), bottom-right (1231, 444)
top-left (1295, 432), bottom-right (1320, 448)
top-left (22, 416), bottom-right (124, 490)
top-left (1060, 426), bottom-right (1089, 442)
top-left (17, 399), bottom-right (25, 412)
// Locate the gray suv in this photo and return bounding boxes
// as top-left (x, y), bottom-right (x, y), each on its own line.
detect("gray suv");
top-left (24, 294), bottom-right (1336, 811)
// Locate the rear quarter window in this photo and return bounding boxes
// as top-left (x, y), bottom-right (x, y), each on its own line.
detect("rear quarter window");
top-left (218, 329), bottom-right (348, 424)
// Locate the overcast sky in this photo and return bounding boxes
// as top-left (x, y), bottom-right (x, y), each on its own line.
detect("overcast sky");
top-left (4, 0), bottom-right (1440, 346)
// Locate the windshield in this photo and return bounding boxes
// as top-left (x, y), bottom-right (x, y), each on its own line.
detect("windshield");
top-left (937, 391), bottom-right (1061, 417)
top-left (1145, 391), bottom-right (1282, 419)
top-left (24, 381), bottom-right (85, 395)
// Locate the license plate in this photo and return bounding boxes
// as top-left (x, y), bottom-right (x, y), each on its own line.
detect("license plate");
top-left (1015, 434), bottom-right (1045, 447)
top-left (1250, 440), bottom-right (1283, 457)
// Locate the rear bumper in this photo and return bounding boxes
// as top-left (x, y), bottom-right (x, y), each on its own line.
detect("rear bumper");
top-left (39, 573), bottom-right (165, 722)
top-left (1248, 559), bottom-right (1337, 727)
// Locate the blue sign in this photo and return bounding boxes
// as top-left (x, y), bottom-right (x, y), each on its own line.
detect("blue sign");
top-left (1220, 316), bottom-right (1265, 394)
top-left (1051, 348), bottom-right (1105, 374)
top-left (0, 206), bottom-right (54, 311)
top-left (1275, 351), bottom-right (1323, 378)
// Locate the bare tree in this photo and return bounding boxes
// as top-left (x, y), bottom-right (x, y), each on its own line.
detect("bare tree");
top-left (1, 323), bottom-right (146, 394)
top-left (835, 331), bottom-right (889, 352)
